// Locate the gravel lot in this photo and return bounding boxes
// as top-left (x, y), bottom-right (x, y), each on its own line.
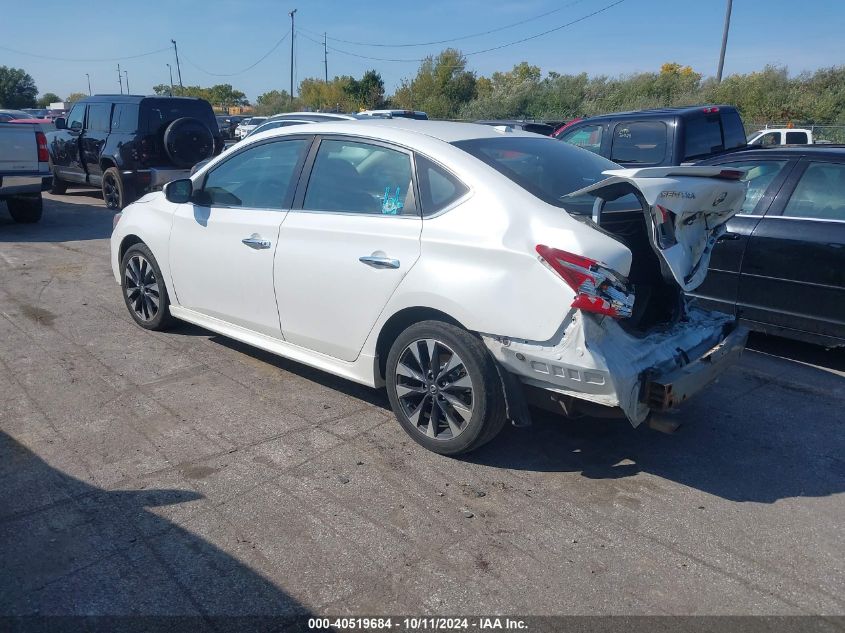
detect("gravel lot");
top-left (1, 191), bottom-right (843, 619)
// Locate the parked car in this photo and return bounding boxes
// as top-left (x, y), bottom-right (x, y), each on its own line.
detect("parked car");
top-left (690, 146), bottom-right (845, 348)
top-left (111, 120), bottom-right (748, 455)
top-left (0, 110), bottom-right (35, 122)
top-left (47, 95), bottom-right (223, 210)
top-left (234, 117), bottom-right (267, 139)
top-left (555, 105), bottom-right (747, 167)
top-left (746, 128), bottom-right (815, 146)
top-left (0, 121), bottom-right (52, 223)
top-left (475, 120), bottom-right (555, 136)
top-left (22, 108), bottom-right (50, 118)
top-left (217, 115), bottom-right (243, 140)
top-left (358, 109), bottom-right (428, 120)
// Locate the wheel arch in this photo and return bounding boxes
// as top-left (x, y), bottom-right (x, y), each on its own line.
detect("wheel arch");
top-left (374, 306), bottom-right (468, 381)
top-left (100, 156), bottom-right (118, 172)
top-left (118, 234), bottom-right (145, 263)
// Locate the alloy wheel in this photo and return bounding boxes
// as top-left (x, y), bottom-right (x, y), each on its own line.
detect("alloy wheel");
top-left (103, 173), bottom-right (120, 209)
top-left (395, 338), bottom-right (474, 440)
top-left (124, 255), bottom-right (160, 322)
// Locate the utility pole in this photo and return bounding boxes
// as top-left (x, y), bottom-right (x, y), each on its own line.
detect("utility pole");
top-left (716, 0), bottom-right (733, 83)
top-left (124, 70), bottom-right (130, 94)
top-left (117, 63), bottom-right (123, 95)
top-left (85, 73), bottom-right (91, 95)
top-left (171, 39), bottom-right (184, 90)
top-left (289, 8), bottom-right (297, 104)
top-left (323, 32), bottom-right (328, 83)
top-left (167, 64), bottom-right (174, 96)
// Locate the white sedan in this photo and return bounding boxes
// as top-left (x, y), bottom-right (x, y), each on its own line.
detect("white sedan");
top-left (111, 120), bottom-right (748, 455)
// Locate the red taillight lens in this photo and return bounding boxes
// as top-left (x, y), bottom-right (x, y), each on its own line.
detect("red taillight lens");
top-left (35, 132), bottom-right (49, 163)
top-left (535, 244), bottom-right (634, 319)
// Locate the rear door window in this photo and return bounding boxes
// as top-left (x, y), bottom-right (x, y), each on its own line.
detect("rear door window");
top-left (559, 124), bottom-right (603, 154)
top-left (684, 116), bottom-right (724, 159)
top-left (785, 131), bottom-right (809, 144)
top-left (611, 121), bottom-right (667, 164)
top-left (86, 103), bottom-right (111, 132)
top-left (111, 104), bottom-right (139, 132)
top-left (782, 162), bottom-right (845, 221)
top-left (303, 139), bottom-right (417, 216)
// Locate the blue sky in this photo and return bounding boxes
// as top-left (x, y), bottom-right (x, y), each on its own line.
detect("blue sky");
top-left (3, 0), bottom-right (842, 102)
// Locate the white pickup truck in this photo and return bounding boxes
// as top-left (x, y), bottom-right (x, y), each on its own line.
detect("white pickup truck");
top-left (747, 127), bottom-right (814, 146)
top-left (0, 122), bottom-right (52, 223)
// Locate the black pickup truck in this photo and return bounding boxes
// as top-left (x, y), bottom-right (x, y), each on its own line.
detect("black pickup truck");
top-left (555, 105), bottom-right (747, 167)
top-left (48, 95), bottom-right (223, 209)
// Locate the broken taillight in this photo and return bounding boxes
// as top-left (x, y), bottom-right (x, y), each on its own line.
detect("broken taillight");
top-left (536, 245), bottom-right (635, 318)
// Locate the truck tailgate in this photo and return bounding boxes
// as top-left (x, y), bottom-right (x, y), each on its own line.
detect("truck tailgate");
top-left (0, 124), bottom-right (38, 174)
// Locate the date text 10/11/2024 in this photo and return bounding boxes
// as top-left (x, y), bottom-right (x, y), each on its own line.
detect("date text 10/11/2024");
top-left (308, 617), bottom-right (529, 630)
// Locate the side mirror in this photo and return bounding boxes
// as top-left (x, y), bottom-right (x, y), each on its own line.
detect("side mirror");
top-left (54, 117), bottom-right (67, 130)
top-left (164, 178), bottom-right (193, 204)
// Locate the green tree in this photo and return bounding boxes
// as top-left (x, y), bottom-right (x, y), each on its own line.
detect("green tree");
top-left (37, 92), bottom-right (61, 108)
top-left (65, 92), bottom-right (88, 104)
top-left (0, 66), bottom-right (38, 108)
top-left (207, 84), bottom-right (249, 110)
top-left (253, 89), bottom-right (298, 115)
top-left (392, 49), bottom-right (476, 119)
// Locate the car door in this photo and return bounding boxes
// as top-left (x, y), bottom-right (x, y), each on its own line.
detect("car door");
top-left (80, 102), bottom-right (111, 184)
top-left (51, 102), bottom-right (86, 181)
top-left (689, 157), bottom-right (796, 314)
top-left (274, 136), bottom-right (422, 361)
top-left (737, 158), bottom-right (845, 341)
top-left (168, 136), bottom-right (312, 337)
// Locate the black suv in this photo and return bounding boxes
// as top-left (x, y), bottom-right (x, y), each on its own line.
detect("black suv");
top-left (555, 105), bottom-right (747, 167)
top-left (47, 95), bottom-right (223, 209)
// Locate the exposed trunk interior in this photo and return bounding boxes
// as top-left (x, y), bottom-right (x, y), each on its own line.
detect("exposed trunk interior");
top-left (597, 207), bottom-right (683, 334)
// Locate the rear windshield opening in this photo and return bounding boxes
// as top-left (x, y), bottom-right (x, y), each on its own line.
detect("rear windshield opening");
top-left (142, 99), bottom-right (217, 135)
top-left (452, 136), bottom-right (618, 213)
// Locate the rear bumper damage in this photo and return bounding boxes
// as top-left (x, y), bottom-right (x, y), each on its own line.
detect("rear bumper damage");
top-left (483, 308), bottom-right (747, 426)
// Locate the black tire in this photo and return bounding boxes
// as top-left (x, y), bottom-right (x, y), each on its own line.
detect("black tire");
top-left (163, 117), bottom-right (214, 168)
top-left (120, 243), bottom-right (176, 331)
top-left (7, 194), bottom-right (43, 223)
top-left (102, 167), bottom-right (135, 211)
top-left (49, 171), bottom-right (68, 195)
top-left (385, 320), bottom-right (507, 456)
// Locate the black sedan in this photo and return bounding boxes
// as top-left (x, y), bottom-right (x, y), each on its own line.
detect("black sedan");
top-left (691, 146), bottom-right (845, 348)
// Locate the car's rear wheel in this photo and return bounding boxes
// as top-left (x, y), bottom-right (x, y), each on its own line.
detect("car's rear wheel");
top-left (7, 194), bottom-right (43, 223)
top-left (385, 320), bottom-right (507, 455)
top-left (102, 167), bottom-right (134, 211)
top-left (120, 243), bottom-right (175, 331)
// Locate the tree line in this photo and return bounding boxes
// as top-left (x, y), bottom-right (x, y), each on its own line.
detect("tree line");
top-left (3, 51), bottom-right (844, 126)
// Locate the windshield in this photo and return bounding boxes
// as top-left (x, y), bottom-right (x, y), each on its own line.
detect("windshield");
top-left (142, 98), bottom-right (217, 135)
top-left (453, 136), bottom-right (620, 211)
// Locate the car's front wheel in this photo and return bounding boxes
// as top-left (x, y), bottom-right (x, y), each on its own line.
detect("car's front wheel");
top-left (385, 320), bottom-right (507, 455)
top-left (120, 243), bottom-right (175, 331)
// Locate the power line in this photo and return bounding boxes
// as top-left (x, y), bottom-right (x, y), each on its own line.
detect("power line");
top-left (300, 0), bottom-right (589, 48)
top-left (182, 30), bottom-right (290, 77)
top-left (0, 44), bottom-right (171, 63)
top-left (299, 0), bottom-right (626, 64)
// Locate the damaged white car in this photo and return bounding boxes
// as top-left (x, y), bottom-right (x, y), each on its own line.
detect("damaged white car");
top-left (110, 120), bottom-right (748, 455)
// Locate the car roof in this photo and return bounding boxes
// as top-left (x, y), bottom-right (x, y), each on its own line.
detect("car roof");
top-left (578, 105), bottom-right (737, 122)
top-left (77, 95), bottom-right (209, 104)
top-left (703, 146), bottom-right (845, 161)
top-left (251, 118), bottom-right (541, 144)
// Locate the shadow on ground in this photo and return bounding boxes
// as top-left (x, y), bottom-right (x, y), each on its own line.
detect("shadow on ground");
top-left (0, 192), bottom-right (114, 243)
top-left (172, 323), bottom-right (845, 505)
top-left (0, 432), bottom-right (310, 625)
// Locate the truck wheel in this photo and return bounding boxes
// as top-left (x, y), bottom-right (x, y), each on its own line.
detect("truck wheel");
top-left (385, 320), bottom-right (507, 456)
top-left (49, 172), bottom-right (68, 195)
top-left (7, 194), bottom-right (43, 223)
top-left (120, 243), bottom-right (175, 331)
top-left (102, 167), bottom-right (134, 211)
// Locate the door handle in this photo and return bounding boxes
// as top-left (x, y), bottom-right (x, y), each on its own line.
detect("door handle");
top-left (359, 255), bottom-right (400, 269)
top-left (717, 232), bottom-right (741, 242)
top-left (242, 235), bottom-right (271, 250)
